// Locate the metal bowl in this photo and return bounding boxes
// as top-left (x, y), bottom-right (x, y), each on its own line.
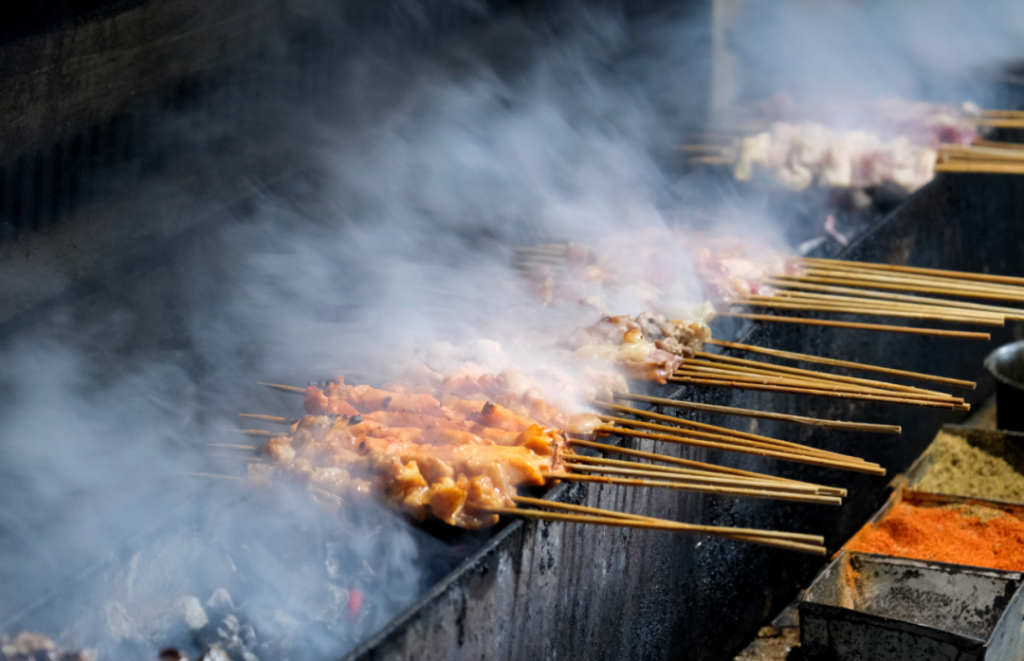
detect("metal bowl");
top-left (984, 340), bottom-right (1024, 431)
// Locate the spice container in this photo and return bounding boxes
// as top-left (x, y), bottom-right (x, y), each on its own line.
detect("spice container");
top-left (845, 489), bottom-right (1024, 571)
top-left (905, 425), bottom-right (1024, 506)
top-left (800, 550), bottom-right (1024, 661)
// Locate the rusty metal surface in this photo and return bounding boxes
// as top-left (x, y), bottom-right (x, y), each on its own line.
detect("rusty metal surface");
top-left (801, 551), bottom-right (1024, 661)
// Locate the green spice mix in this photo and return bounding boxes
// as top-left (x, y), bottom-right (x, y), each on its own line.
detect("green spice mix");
top-left (916, 431), bottom-right (1024, 503)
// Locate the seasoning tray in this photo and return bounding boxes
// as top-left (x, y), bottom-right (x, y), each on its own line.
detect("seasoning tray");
top-left (904, 425), bottom-right (1024, 508)
top-left (800, 550), bottom-right (1024, 661)
top-left (799, 483), bottom-right (1024, 661)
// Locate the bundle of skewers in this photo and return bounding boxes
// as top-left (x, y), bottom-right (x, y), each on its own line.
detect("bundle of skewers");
top-left (514, 239), bottom-right (1013, 342)
top-left (211, 296), bottom-right (981, 558)
top-left (731, 256), bottom-right (1024, 335)
top-left (200, 230), bottom-right (1021, 559)
top-left (225, 373), bottom-right (887, 557)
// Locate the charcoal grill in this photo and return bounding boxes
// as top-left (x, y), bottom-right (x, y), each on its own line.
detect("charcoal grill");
top-left (2, 2), bottom-right (1024, 661)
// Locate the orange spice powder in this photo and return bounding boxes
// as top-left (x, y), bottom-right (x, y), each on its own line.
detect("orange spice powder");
top-left (846, 501), bottom-right (1024, 571)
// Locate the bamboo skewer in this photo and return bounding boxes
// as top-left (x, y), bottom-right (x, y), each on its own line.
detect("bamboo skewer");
top-left (565, 453), bottom-right (788, 485)
top-left (490, 505), bottom-right (826, 555)
top-left (969, 117), bottom-right (1024, 129)
top-left (974, 140), bottom-right (1024, 152)
top-left (568, 439), bottom-right (847, 496)
top-left (240, 413), bottom-right (295, 424)
top-left (774, 273), bottom-right (1024, 303)
top-left (717, 312), bottom-right (992, 340)
top-left (772, 289), bottom-right (1009, 319)
top-left (667, 375), bottom-right (967, 410)
top-left (734, 296), bottom-right (1004, 326)
top-left (797, 256), bottom-right (1024, 288)
top-left (939, 144), bottom-right (1024, 162)
top-left (593, 412), bottom-right (870, 464)
top-left (795, 267), bottom-right (1024, 296)
top-left (612, 392), bottom-right (902, 434)
top-left (671, 365), bottom-right (966, 408)
top-left (678, 362), bottom-right (961, 402)
top-left (562, 462), bottom-right (829, 494)
top-left (258, 382), bottom-right (307, 394)
top-left (590, 402), bottom-right (879, 460)
top-left (208, 443), bottom-right (258, 451)
top-left (510, 496), bottom-right (826, 544)
top-left (704, 338), bottom-right (975, 389)
top-left (689, 353), bottom-right (960, 399)
top-left (564, 453), bottom-right (844, 496)
top-left (979, 110), bottom-right (1024, 119)
top-left (740, 294), bottom-right (1005, 324)
top-left (769, 287), bottom-right (1024, 322)
top-left (600, 418), bottom-right (871, 467)
top-left (545, 472), bottom-right (843, 505)
top-left (596, 425), bottom-right (885, 475)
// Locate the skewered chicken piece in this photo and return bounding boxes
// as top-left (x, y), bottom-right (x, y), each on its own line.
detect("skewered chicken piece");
top-left (562, 311), bottom-right (713, 384)
top-left (251, 378), bottom-right (582, 530)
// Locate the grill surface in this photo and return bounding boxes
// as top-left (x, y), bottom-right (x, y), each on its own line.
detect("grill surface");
top-left (0, 2), bottom-right (1023, 660)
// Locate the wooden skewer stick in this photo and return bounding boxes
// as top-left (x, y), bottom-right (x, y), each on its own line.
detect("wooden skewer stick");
top-left (596, 425), bottom-right (885, 475)
top-left (968, 118), bottom-right (1024, 129)
top-left (775, 275), bottom-right (1024, 304)
top-left (563, 462), bottom-right (831, 494)
top-left (717, 312), bottom-right (992, 340)
top-left (240, 414), bottom-right (295, 424)
top-left (974, 140), bottom-right (1024, 152)
top-left (612, 392), bottom-right (902, 434)
top-left (734, 297), bottom-right (1004, 326)
top-left (510, 496), bottom-right (826, 544)
top-left (798, 256), bottom-right (1024, 288)
top-left (667, 374), bottom-right (967, 411)
top-left (235, 429), bottom-right (278, 437)
top-left (590, 401), bottom-right (876, 462)
top-left (777, 272), bottom-right (1024, 302)
top-left (564, 453), bottom-right (845, 496)
top-left (796, 266), bottom-right (1024, 296)
top-left (545, 472), bottom-right (843, 505)
top-left (980, 110), bottom-right (1024, 119)
top-left (492, 504), bottom-right (826, 554)
top-left (757, 290), bottom-right (1008, 322)
top-left (677, 363), bottom-right (961, 402)
top-left (594, 413), bottom-right (867, 463)
top-left (770, 289), bottom-right (1008, 320)
top-left (569, 438), bottom-right (846, 496)
top-left (208, 443), bottom-right (257, 451)
top-left (258, 382), bottom-right (306, 394)
top-left (561, 464), bottom-right (815, 495)
top-left (769, 287), bottom-right (1024, 322)
top-left (689, 353), bottom-right (959, 399)
top-left (704, 338), bottom-right (975, 389)
top-left (939, 144), bottom-right (1024, 162)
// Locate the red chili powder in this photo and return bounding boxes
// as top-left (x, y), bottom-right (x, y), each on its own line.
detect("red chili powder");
top-left (846, 502), bottom-right (1024, 571)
